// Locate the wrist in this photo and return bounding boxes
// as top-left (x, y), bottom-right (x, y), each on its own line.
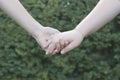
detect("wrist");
top-left (74, 27), bottom-right (86, 38)
top-left (28, 23), bottom-right (45, 39)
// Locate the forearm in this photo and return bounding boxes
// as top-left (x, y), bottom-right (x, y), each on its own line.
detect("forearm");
top-left (0, 0), bottom-right (44, 35)
top-left (75, 0), bottom-right (120, 37)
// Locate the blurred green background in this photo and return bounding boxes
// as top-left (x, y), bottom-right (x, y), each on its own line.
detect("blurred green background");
top-left (0, 0), bottom-right (120, 80)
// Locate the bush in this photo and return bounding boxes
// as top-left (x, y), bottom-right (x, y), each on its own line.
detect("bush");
top-left (0, 0), bottom-right (120, 80)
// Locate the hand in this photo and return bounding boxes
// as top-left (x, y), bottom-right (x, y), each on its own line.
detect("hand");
top-left (46, 29), bottom-right (84, 55)
top-left (32, 27), bottom-right (60, 51)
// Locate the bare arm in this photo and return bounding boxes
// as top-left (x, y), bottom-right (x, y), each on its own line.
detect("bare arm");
top-left (0, 0), bottom-right (44, 36)
top-left (75, 0), bottom-right (120, 37)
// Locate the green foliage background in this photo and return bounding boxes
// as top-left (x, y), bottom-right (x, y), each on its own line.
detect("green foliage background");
top-left (0, 0), bottom-right (120, 80)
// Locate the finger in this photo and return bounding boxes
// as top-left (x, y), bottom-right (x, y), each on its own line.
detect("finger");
top-left (52, 49), bottom-right (58, 55)
top-left (52, 42), bottom-right (61, 54)
top-left (59, 39), bottom-right (65, 49)
top-left (46, 42), bottom-right (56, 55)
top-left (64, 41), bottom-right (70, 47)
top-left (52, 50), bottom-right (57, 55)
top-left (61, 41), bottom-right (78, 54)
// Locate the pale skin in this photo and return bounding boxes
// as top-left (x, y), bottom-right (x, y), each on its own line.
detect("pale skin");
top-left (0, 0), bottom-right (60, 50)
top-left (46, 0), bottom-right (120, 55)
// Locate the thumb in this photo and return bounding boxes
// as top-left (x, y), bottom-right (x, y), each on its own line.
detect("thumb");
top-left (61, 41), bottom-right (78, 54)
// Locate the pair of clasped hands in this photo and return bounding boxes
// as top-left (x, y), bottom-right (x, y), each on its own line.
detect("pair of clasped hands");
top-left (35, 26), bottom-right (84, 55)
top-left (0, 0), bottom-right (120, 55)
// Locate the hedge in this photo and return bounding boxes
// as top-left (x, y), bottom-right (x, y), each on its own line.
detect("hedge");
top-left (0, 0), bottom-right (120, 80)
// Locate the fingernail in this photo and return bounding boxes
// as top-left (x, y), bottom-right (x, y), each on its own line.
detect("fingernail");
top-left (45, 52), bottom-right (48, 55)
top-left (61, 51), bottom-right (64, 54)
